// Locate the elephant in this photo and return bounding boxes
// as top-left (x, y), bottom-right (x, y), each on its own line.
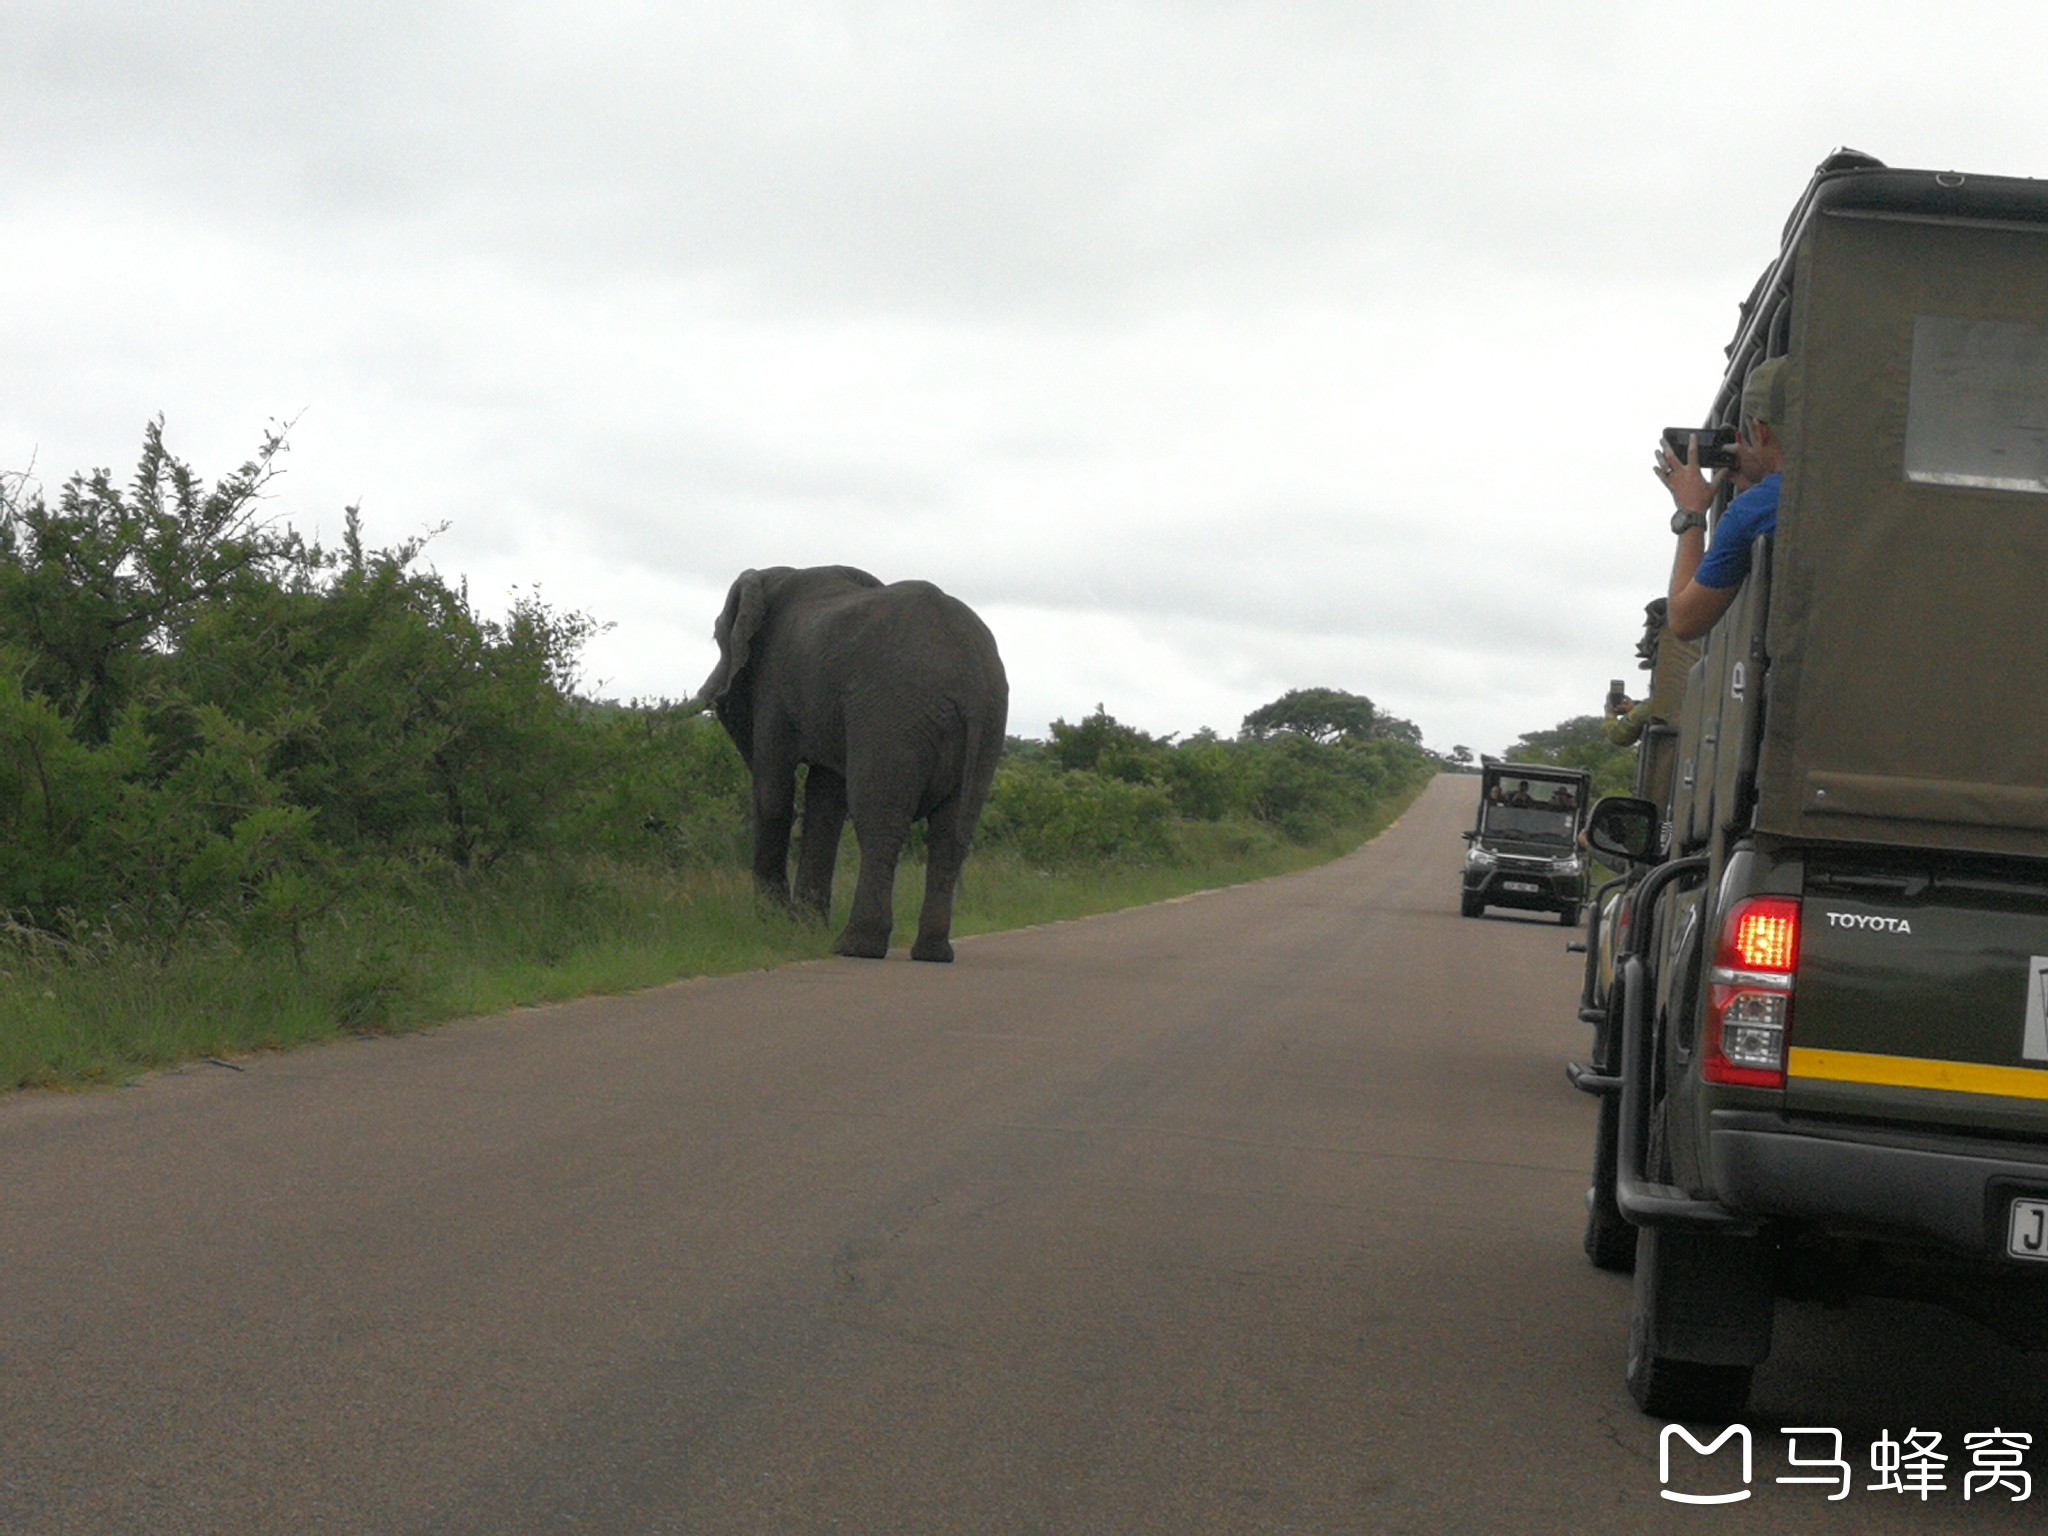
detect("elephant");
top-left (694, 565), bottom-right (1008, 962)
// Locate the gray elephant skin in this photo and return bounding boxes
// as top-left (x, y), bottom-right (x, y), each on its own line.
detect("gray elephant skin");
top-left (696, 565), bottom-right (1008, 962)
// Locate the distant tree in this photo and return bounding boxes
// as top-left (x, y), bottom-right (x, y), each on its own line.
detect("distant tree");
top-left (1449, 744), bottom-right (1475, 768)
top-left (1047, 705), bottom-right (1168, 783)
top-left (1240, 687), bottom-right (1376, 745)
top-left (1504, 717), bottom-right (1598, 758)
top-left (1371, 713), bottom-right (1424, 748)
top-left (1500, 714), bottom-right (1635, 798)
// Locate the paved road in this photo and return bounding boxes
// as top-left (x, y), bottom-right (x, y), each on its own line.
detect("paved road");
top-left (5, 776), bottom-right (2045, 1533)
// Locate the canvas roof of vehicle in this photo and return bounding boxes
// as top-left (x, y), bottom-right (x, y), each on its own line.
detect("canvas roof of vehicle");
top-left (1753, 168), bottom-right (2048, 857)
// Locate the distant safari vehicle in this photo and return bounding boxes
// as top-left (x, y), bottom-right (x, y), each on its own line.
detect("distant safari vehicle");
top-left (1573, 150), bottom-right (2048, 1423)
top-left (1460, 762), bottom-right (1591, 924)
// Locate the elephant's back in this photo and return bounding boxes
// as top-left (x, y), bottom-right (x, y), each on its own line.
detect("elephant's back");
top-left (816, 581), bottom-right (1005, 727)
top-left (883, 581), bottom-right (1006, 691)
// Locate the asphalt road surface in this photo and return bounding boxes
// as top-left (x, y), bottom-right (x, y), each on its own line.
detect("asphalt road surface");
top-left (6, 776), bottom-right (2047, 1534)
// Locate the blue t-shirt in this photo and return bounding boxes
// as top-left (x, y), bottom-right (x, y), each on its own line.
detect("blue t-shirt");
top-left (1693, 473), bottom-right (1781, 591)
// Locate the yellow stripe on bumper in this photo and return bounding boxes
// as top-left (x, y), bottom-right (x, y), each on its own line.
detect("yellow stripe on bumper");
top-left (1788, 1047), bottom-right (2048, 1101)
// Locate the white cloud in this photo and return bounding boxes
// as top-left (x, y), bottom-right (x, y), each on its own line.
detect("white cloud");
top-left (9, 1), bottom-right (2048, 760)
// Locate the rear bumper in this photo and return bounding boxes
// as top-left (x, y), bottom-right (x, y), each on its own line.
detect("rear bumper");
top-left (1708, 1110), bottom-right (2048, 1253)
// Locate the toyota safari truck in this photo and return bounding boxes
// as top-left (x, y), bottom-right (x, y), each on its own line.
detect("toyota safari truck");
top-left (1574, 151), bottom-right (2048, 1424)
top-left (1460, 762), bottom-right (1591, 924)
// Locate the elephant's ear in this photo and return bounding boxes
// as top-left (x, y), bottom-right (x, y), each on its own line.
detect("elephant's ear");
top-left (697, 569), bottom-right (769, 707)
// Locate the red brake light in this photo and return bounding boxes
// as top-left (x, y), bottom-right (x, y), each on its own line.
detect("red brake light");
top-left (1720, 896), bottom-right (1801, 975)
top-left (1705, 896), bottom-right (1800, 1090)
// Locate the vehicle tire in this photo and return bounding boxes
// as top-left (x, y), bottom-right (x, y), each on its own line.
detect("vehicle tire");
top-left (1583, 1092), bottom-right (1636, 1273)
top-left (1625, 1228), bottom-right (1756, 1423)
top-left (1460, 891), bottom-right (1483, 918)
top-left (1560, 902), bottom-right (1582, 928)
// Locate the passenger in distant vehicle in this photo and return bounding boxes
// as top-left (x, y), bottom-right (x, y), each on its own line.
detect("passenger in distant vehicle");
top-left (1654, 356), bottom-right (1789, 640)
top-left (1509, 783), bottom-right (1535, 808)
top-left (1548, 787), bottom-right (1574, 810)
top-left (1605, 596), bottom-right (1702, 752)
top-left (1604, 599), bottom-right (1669, 744)
top-left (1604, 692), bottom-right (1649, 747)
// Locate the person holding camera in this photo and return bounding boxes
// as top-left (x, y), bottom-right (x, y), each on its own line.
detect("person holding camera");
top-left (1604, 680), bottom-right (1650, 747)
top-left (1654, 356), bottom-right (1788, 640)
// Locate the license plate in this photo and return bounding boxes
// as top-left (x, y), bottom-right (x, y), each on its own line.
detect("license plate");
top-left (2007, 1198), bottom-right (2048, 1262)
top-left (1503, 881), bottom-right (1541, 893)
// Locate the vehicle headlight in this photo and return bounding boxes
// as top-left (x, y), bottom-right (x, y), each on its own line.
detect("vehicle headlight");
top-left (1552, 854), bottom-right (1583, 875)
top-left (1467, 848), bottom-right (1497, 868)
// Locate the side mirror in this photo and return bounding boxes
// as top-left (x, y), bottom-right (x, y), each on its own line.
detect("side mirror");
top-left (1461, 829), bottom-right (1477, 842)
top-left (1585, 795), bottom-right (1662, 866)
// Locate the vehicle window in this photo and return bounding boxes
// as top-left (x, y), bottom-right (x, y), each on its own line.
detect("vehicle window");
top-left (1482, 804), bottom-right (1576, 844)
top-left (1904, 314), bottom-right (2048, 493)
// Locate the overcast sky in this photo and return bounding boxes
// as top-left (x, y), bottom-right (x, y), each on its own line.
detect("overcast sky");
top-left (8, 2), bottom-right (2048, 756)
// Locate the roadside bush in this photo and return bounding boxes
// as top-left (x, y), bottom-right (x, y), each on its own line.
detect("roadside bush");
top-left (0, 427), bottom-right (650, 942)
top-left (1040, 703), bottom-right (1435, 840)
top-left (560, 705), bottom-right (750, 867)
top-left (980, 762), bottom-right (1182, 867)
top-left (1156, 738), bottom-right (1253, 821)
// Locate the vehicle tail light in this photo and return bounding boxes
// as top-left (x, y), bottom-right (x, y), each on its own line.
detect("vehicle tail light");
top-left (1704, 896), bottom-right (1800, 1089)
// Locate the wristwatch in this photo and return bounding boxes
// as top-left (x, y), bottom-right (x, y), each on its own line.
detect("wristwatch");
top-left (1670, 509), bottom-right (1707, 535)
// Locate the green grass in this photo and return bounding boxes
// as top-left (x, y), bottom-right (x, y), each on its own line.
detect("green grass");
top-left (0, 780), bottom-right (1429, 1092)
top-left (949, 807), bottom-right (1410, 937)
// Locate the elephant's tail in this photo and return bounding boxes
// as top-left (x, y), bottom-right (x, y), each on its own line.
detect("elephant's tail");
top-left (958, 690), bottom-right (1008, 830)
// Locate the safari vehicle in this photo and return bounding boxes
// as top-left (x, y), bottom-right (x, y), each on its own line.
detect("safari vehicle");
top-left (1460, 762), bottom-right (1591, 924)
top-left (1573, 722), bottom-right (1687, 1274)
top-left (1572, 150), bottom-right (2048, 1423)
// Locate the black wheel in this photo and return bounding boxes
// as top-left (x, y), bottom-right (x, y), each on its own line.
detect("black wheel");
top-left (1559, 902), bottom-right (1582, 928)
top-left (1583, 1092), bottom-right (1636, 1272)
top-left (1625, 1228), bottom-right (1757, 1423)
top-left (1460, 890), bottom-right (1484, 918)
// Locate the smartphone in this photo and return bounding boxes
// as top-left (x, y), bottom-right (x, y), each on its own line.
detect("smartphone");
top-left (1661, 425), bottom-right (1739, 471)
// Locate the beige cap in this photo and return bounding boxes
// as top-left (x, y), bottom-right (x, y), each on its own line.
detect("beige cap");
top-left (1741, 356), bottom-right (1789, 427)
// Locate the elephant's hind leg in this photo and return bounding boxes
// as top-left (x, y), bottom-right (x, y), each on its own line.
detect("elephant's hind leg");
top-left (910, 801), bottom-right (969, 963)
top-left (833, 819), bottom-right (903, 960)
top-left (793, 766), bottom-right (847, 921)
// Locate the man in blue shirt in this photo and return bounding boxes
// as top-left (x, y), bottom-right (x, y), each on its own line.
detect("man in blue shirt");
top-left (1654, 356), bottom-right (1788, 640)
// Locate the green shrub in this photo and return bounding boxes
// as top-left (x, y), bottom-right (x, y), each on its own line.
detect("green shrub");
top-left (1046, 705), bottom-right (1168, 777)
top-left (1156, 739), bottom-right (1252, 821)
top-left (980, 762), bottom-right (1182, 867)
top-left (0, 425), bottom-right (677, 939)
top-left (559, 705), bottom-right (750, 867)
